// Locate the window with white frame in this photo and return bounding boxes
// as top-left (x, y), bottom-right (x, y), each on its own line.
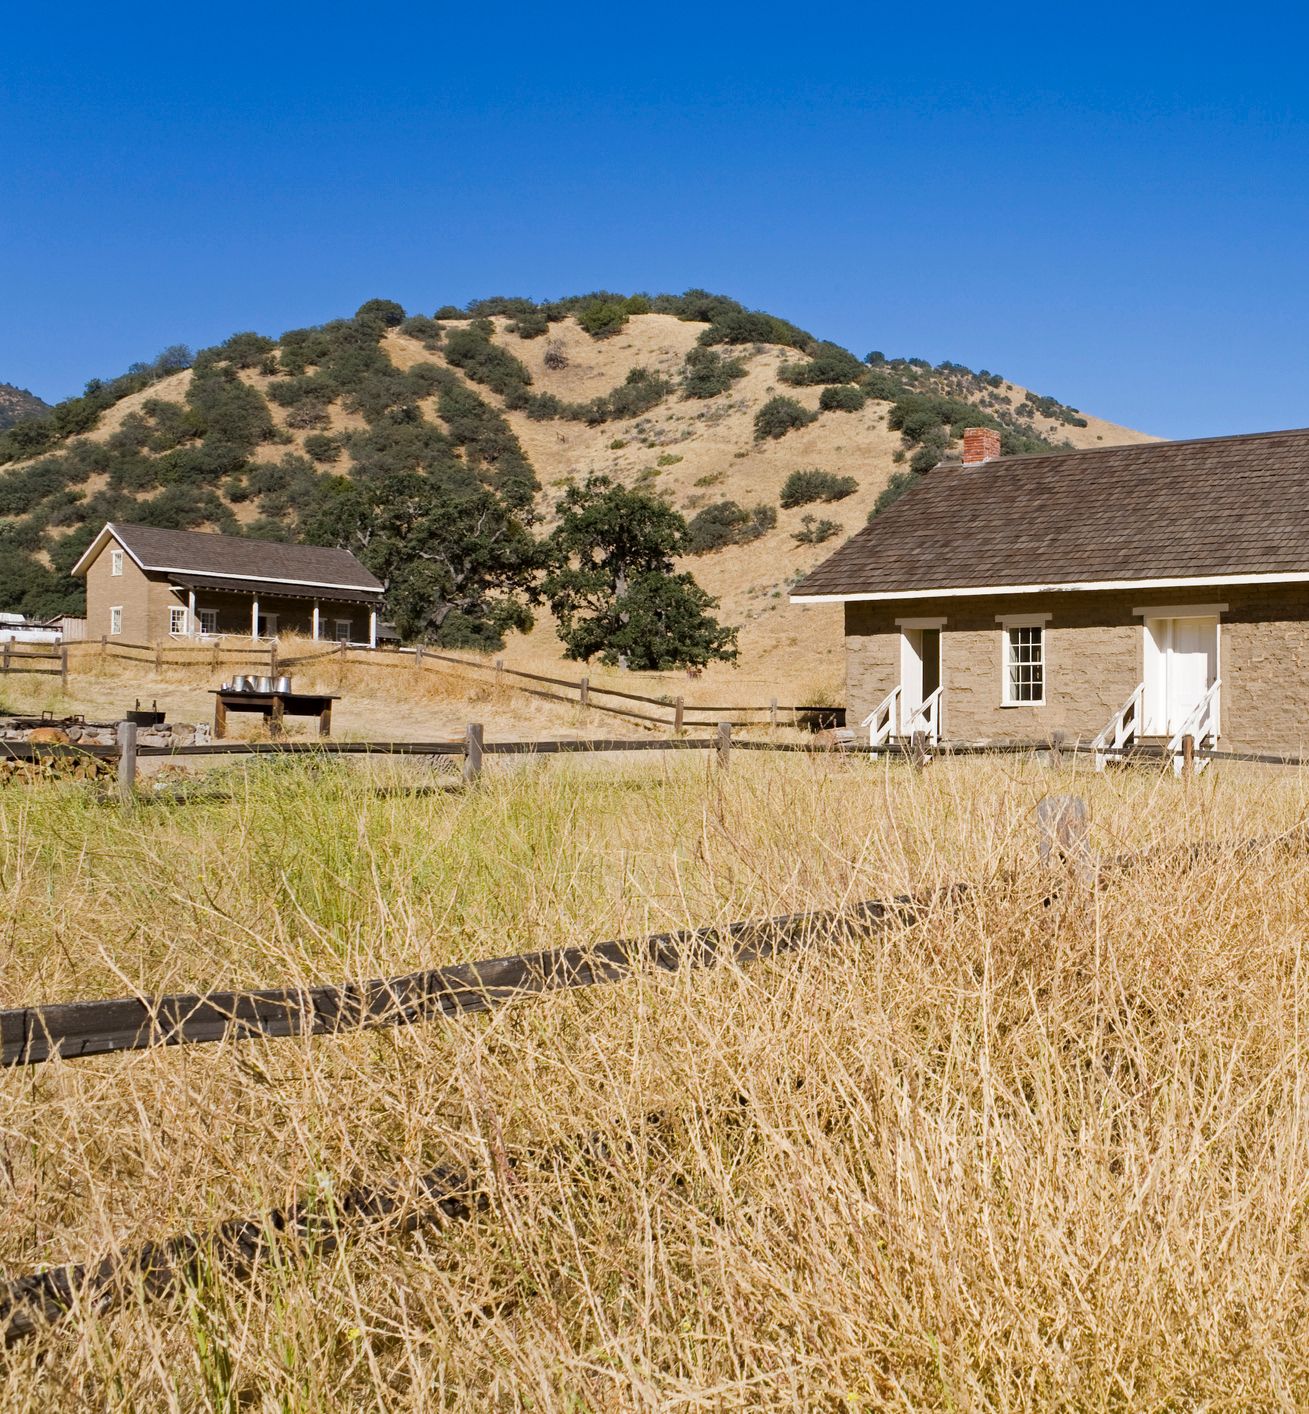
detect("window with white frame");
top-left (198, 608), bottom-right (219, 635)
top-left (334, 619), bottom-right (352, 642)
top-left (110, 549), bottom-right (124, 576)
top-left (1003, 624), bottom-right (1045, 704)
top-left (169, 605), bottom-right (188, 636)
top-left (109, 606), bottom-right (123, 636)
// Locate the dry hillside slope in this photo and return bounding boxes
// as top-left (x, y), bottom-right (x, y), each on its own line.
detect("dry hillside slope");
top-left (0, 298), bottom-right (1152, 692)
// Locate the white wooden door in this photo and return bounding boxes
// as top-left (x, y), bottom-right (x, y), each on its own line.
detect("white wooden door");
top-left (1165, 616), bottom-right (1217, 734)
top-left (1145, 616), bottom-right (1217, 735)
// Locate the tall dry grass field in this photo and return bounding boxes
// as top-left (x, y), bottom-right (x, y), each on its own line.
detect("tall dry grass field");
top-left (2, 754), bottom-right (1309, 1407)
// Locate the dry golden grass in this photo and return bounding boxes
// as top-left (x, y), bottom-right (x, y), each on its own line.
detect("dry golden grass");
top-left (3, 754), bottom-right (1309, 1407)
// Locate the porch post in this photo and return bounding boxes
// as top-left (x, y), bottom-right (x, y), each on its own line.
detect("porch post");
top-left (312, 599), bottom-right (320, 641)
top-left (187, 587), bottom-right (196, 636)
top-left (251, 596), bottom-right (260, 641)
top-left (368, 607), bottom-right (378, 649)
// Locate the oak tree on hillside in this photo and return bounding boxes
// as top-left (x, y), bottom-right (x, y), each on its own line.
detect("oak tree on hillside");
top-left (540, 476), bottom-right (738, 671)
top-left (304, 472), bottom-right (539, 649)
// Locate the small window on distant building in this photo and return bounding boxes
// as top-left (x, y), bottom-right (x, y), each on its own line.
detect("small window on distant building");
top-left (169, 606), bottom-right (188, 636)
top-left (1003, 624), bottom-right (1045, 704)
top-left (334, 619), bottom-right (352, 642)
top-left (110, 606), bottom-right (123, 636)
top-left (110, 549), bottom-right (124, 576)
top-left (198, 609), bottom-right (218, 635)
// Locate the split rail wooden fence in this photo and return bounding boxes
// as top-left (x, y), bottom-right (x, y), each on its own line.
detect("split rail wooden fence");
top-left (54, 638), bottom-right (837, 731)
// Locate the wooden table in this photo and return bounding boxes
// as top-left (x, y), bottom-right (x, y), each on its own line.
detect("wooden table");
top-left (210, 690), bottom-right (339, 739)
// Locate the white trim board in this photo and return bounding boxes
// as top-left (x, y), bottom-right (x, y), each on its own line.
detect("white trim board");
top-left (894, 616), bottom-right (947, 628)
top-left (791, 571), bottom-right (1309, 604)
top-left (1132, 603), bottom-right (1228, 618)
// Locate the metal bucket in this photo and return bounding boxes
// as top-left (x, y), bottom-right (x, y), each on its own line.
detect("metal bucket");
top-left (252, 676), bottom-right (273, 694)
top-left (232, 676), bottom-right (251, 692)
top-left (273, 675), bottom-right (293, 694)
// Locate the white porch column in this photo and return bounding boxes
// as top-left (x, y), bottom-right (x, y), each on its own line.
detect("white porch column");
top-left (368, 608), bottom-right (377, 649)
top-left (312, 599), bottom-right (320, 641)
top-left (187, 588), bottom-right (196, 636)
top-left (251, 596), bottom-right (260, 641)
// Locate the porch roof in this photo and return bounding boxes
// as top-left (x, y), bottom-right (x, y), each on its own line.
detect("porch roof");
top-left (168, 573), bottom-right (381, 605)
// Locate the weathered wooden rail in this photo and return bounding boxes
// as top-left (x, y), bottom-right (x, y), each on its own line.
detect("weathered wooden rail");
top-left (0, 891), bottom-right (948, 1068)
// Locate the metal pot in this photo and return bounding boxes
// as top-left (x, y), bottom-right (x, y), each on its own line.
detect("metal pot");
top-left (273, 675), bottom-right (293, 694)
top-left (231, 676), bottom-right (251, 692)
top-left (253, 676), bottom-right (273, 694)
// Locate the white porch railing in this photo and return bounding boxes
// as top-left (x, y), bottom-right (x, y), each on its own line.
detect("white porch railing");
top-left (903, 686), bottom-right (943, 746)
top-left (1167, 678), bottom-right (1221, 774)
top-left (863, 686), bottom-right (900, 756)
top-left (1092, 683), bottom-right (1144, 771)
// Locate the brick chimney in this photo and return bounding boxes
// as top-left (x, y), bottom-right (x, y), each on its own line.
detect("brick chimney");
top-left (961, 426), bottom-right (1002, 465)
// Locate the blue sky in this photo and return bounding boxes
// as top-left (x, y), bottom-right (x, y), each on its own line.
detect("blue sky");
top-left (4, 2), bottom-right (1308, 438)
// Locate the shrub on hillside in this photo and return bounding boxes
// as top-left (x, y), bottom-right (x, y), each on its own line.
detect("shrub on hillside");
top-left (303, 433), bottom-right (341, 464)
top-left (778, 342), bottom-right (866, 386)
top-left (697, 308), bottom-right (813, 351)
top-left (860, 369), bottom-right (904, 401)
top-left (355, 298), bottom-right (407, 329)
top-left (399, 315), bottom-right (443, 345)
top-left (509, 308), bottom-right (550, 338)
top-left (185, 366), bottom-right (274, 452)
top-left (685, 499), bottom-right (777, 554)
top-left (591, 367), bottom-right (672, 422)
top-left (779, 469), bottom-right (858, 508)
top-left (576, 300), bottom-right (632, 339)
top-left (682, 347), bottom-right (747, 399)
top-left (819, 384), bottom-right (866, 412)
top-left (543, 339), bottom-right (568, 370)
top-left (754, 396), bottom-right (818, 440)
top-left (869, 468), bottom-right (919, 518)
top-left (442, 325), bottom-right (534, 401)
top-left (793, 514), bottom-right (840, 544)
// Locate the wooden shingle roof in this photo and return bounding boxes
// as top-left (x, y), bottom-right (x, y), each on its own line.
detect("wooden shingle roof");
top-left (72, 523), bottom-right (383, 595)
top-left (792, 427), bottom-right (1309, 600)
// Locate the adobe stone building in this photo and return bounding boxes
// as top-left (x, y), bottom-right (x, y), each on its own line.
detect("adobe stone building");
top-left (73, 523), bottom-right (385, 645)
top-left (791, 426), bottom-right (1309, 757)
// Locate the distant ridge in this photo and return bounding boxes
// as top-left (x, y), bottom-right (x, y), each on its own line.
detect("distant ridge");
top-left (0, 383), bottom-right (50, 432)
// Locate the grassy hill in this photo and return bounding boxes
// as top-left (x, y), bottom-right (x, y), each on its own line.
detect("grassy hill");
top-left (0, 383), bottom-right (50, 432)
top-left (0, 293), bottom-right (1150, 687)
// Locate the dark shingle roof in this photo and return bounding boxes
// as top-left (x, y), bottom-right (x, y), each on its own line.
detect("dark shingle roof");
top-left (792, 427), bottom-right (1309, 598)
top-left (95, 524), bottom-right (382, 594)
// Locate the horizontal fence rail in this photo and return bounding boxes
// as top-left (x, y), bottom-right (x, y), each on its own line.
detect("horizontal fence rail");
top-left (0, 891), bottom-right (949, 1068)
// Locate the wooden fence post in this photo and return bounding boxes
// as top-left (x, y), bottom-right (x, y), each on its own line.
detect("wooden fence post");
top-left (769, 697), bottom-right (778, 730)
top-left (60, 645), bottom-right (68, 690)
top-left (100, 634), bottom-right (107, 660)
top-left (154, 641), bottom-right (162, 674)
top-left (415, 644), bottom-right (423, 671)
top-left (674, 696), bottom-right (685, 733)
top-left (2, 641), bottom-right (9, 674)
top-left (495, 657), bottom-right (504, 686)
top-left (1037, 795), bottom-right (1092, 883)
top-left (1182, 733), bottom-right (1195, 780)
top-left (463, 722), bottom-right (484, 785)
top-left (270, 641), bottom-right (278, 677)
top-left (579, 676), bottom-right (590, 709)
top-left (716, 721), bottom-right (732, 771)
top-left (116, 720), bottom-right (138, 805)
